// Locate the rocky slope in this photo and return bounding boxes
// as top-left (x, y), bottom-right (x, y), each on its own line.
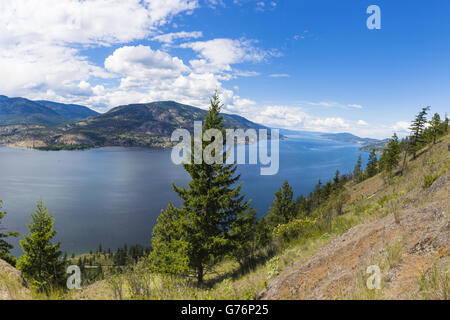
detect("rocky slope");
top-left (260, 134), bottom-right (449, 299)
top-left (0, 259), bottom-right (30, 300)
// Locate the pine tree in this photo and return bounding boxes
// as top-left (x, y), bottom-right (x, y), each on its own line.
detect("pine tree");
top-left (380, 133), bottom-right (401, 183)
top-left (150, 93), bottom-right (250, 285)
top-left (409, 106), bottom-right (430, 159)
top-left (0, 200), bottom-right (19, 266)
top-left (429, 113), bottom-right (442, 144)
top-left (353, 154), bottom-right (362, 182)
top-left (366, 149), bottom-right (378, 178)
top-left (443, 114), bottom-right (449, 134)
top-left (267, 180), bottom-right (296, 228)
top-left (149, 203), bottom-right (190, 275)
top-left (17, 201), bottom-right (65, 293)
top-left (230, 207), bottom-right (258, 268)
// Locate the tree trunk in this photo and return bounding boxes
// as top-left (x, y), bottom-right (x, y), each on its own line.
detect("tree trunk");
top-left (197, 266), bottom-right (204, 287)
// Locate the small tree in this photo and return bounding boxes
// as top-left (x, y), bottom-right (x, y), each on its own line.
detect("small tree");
top-left (267, 181), bottom-right (296, 228)
top-left (366, 149), bottom-right (378, 178)
top-left (409, 106), bottom-right (430, 159)
top-left (353, 154), bottom-right (363, 182)
top-left (17, 201), bottom-right (65, 293)
top-left (148, 203), bottom-right (190, 275)
top-left (429, 113), bottom-right (442, 144)
top-left (0, 200), bottom-right (19, 266)
top-left (380, 133), bottom-right (401, 183)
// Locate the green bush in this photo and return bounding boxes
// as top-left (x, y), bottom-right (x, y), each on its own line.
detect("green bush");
top-left (422, 174), bottom-right (439, 188)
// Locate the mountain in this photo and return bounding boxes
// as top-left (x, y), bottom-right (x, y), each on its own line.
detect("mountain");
top-left (0, 95), bottom-right (98, 126)
top-left (0, 100), bottom-right (268, 149)
top-left (319, 132), bottom-right (380, 145)
top-left (360, 138), bottom-right (390, 154)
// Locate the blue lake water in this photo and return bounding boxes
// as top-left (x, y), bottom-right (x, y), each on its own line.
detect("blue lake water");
top-left (0, 135), bottom-right (368, 256)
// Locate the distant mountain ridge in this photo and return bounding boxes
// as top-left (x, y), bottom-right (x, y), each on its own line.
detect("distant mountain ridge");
top-left (0, 99), bottom-right (268, 149)
top-left (0, 95), bottom-right (98, 126)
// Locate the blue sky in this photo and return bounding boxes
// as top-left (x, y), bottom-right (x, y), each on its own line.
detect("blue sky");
top-left (1, 0), bottom-right (449, 138)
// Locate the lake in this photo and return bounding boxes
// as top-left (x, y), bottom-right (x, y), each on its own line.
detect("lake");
top-left (0, 135), bottom-right (369, 256)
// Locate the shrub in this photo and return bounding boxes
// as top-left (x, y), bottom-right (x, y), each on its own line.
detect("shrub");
top-left (422, 174), bottom-right (440, 188)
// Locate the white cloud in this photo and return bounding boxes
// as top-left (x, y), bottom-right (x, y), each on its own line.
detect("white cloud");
top-left (269, 73), bottom-right (290, 78)
top-left (152, 31), bottom-right (203, 44)
top-left (391, 121), bottom-right (410, 133)
top-left (0, 0), bottom-right (199, 100)
top-left (181, 38), bottom-right (278, 73)
top-left (348, 104), bottom-right (363, 109)
top-left (105, 45), bottom-right (190, 89)
top-left (357, 120), bottom-right (369, 126)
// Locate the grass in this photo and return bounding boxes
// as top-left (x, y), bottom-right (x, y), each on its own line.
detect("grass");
top-left (422, 173), bottom-right (440, 188)
top-left (416, 261), bottom-right (449, 300)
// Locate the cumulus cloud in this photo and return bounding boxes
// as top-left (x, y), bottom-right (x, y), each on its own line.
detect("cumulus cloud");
top-left (0, 0), bottom-right (199, 101)
top-left (105, 45), bottom-right (190, 88)
top-left (181, 38), bottom-right (279, 73)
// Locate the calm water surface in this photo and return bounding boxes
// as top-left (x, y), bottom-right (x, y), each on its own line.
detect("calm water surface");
top-left (0, 135), bottom-right (368, 256)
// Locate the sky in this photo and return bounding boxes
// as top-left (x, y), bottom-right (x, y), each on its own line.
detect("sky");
top-left (1, 0), bottom-right (449, 139)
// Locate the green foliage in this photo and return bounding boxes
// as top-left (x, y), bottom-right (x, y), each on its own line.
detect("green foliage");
top-left (353, 154), bottom-right (363, 182)
top-left (417, 262), bottom-right (449, 300)
top-left (272, 217), bottom-right (317, 245)
top-left (428, 113), bottom-right (443, 144)
top-left (267, 180), bottom-right (296, 228)
top-left (149, 203), bottom-right (190, 275)
top-left (230, 208), bottom-right (258, 267)
top-left (379, 133), bottom-right (401, 182)
top-left (0, 200), bottom-right (19, 266)
top-left (365, 149), bottom-right (379, 178)
top-left (409, 106), bottom-right (430, 159)
top-left (17, 201), bottom-right (65, 293)
top-left (150, 93), bottom-right (250, 285)
top-left (422, 173), bottom-right (440, 188)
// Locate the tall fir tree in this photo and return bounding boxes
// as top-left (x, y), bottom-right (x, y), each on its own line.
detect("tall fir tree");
top-left (0, 200), bottom-right (19, 266)
top-left (17, 201), bottom-right (65, 293)
top-left (267, 180), bottom-right (296, 228)
top-left (150, 93), bottom-right (250, 285)
top-left (366, 149), bottom-right (378, 178)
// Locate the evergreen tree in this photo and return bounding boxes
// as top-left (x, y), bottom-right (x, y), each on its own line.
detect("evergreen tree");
top-left (366, 149), bottom-right (378, 178)
top-left (230, 207), bottom-right (258, 268)
top-left (443, 114), bottom-right (449, 134)
top-left (17, 201), bottom-right (65, 292)
top-left (267, 180), bottom-right (296, 228)
top-left (353, 154), bottom-right (362, 182)
top-left (0, 200), bottom-right (19, 266)
top-left (380, 133), bottom-right (401, 183)
top-left (429, 113), bottom-right (442, 144)
top-left (409, 106), bottom-right (430, 159)
top-left (150, 93), bottom-right (250, 285)
top-left (149, 203), bottom-right (190, 275)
